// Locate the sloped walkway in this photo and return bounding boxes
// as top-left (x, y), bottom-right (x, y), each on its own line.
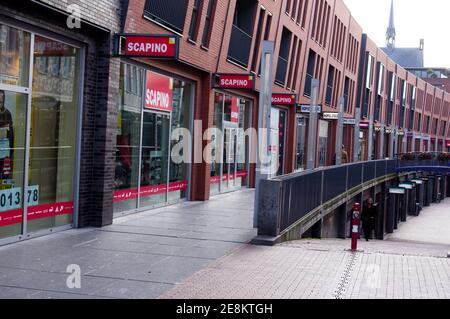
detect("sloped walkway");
top-left (0, 190), bottom-right (256, 299)
top-left (162, 199), bottom-right (450, 299)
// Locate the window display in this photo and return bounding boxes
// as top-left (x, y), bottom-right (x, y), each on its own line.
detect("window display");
top-left (0, 25), bottom-right (80, 241)
top-left (113, 64), bottom-right (192, 215)
top-left (210, 92), bottom-right (250, 195)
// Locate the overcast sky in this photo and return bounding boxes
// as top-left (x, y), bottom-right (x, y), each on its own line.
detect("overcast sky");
top-left (343, 0), bottom-right (450, 67)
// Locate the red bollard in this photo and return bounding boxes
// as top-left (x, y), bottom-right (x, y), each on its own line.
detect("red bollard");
top-left (351, 203), bottom-right (361, 251)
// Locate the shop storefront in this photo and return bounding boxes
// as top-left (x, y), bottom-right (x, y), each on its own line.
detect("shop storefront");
top-left (295, 114), bottom-right (307, 171)
top-left (210, 92), bottom-right (251, 195)
top-left (0, 22), bottom-right (82, 242)
top-left (113, 62), bottom-right (193, 216)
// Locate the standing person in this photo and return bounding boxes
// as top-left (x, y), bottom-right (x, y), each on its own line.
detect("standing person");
top-left (341, 145), bottom-right (349, 164)
top-left (362, 198), bottom-right (377, 241)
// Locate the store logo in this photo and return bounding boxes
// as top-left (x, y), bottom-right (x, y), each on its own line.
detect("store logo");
top-left (66, 264), bottom-right (81, 289)
top-left (66, 4), bottom-right (81, 29)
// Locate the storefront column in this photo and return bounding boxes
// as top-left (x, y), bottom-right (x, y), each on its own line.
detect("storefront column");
top-left (191, 73), bottom-right (213, 201)
top-left (78, 37), bottom-right (120, 228)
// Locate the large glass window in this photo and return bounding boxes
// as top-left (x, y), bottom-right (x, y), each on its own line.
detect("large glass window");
top-left (114, 64), bottom-right (193, 215)
top-left (113, 63), bottom-right (143, 213)
top-left (210, 92), bottom-right (250, 195)
top-left (27, 35), bottom-right (80, 232)
top-left (0, 26), bottom-right (81, 241)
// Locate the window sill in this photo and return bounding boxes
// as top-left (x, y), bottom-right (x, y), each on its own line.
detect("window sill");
top-left (187, 38), bottom-right (197, 45)
top-left (200, 45), bottom-right (209, 52)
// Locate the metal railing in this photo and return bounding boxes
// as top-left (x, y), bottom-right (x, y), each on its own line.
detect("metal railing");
top-left (257, 159), bottom-right (397, 239)
top-left (396, 152), bottom-right (450, 173)
top-left (227, 25), bottom-right (253, 67)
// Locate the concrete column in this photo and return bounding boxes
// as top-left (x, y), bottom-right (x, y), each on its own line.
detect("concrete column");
top-left (379, 126), bottom-right (385, 159)
top-left (376, 183), bottom-right (387, 240)
top-left (368, 115), bottom-right (374, 160)
top-left (353, 108), bottom-right (361, 162)
top-left (386, 193), bottom-right (396, 234)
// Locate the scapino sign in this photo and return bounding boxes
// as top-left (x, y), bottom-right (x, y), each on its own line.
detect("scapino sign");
top-left (145, 72), bottom-right (173, 112)
top-left (272, 94), bottom-right (297, 106)
top-left (115, 34), bottom-right (179, 59)
top-left (213, 74), bottom-right (255, 90)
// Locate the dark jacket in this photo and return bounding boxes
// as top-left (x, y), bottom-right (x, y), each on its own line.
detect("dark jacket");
top-left (361, 204), bottom-right (377, 230)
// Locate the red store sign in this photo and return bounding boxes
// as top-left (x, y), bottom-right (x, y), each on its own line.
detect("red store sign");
top-left (446, 141), bottom-right (450, 147)
top-left (145, 72), bottom-right (173, 112)
top-left (117, 34), bottom-right (179, 59)
top-left (214, 74), bottom-right (255, 90)
top-left (272, 94), bottom-right (297, 106)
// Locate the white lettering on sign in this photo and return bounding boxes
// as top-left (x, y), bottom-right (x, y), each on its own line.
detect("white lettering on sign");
top-left (146, 89), bottom-right (170, 109)
top-left (221, 79), bottom-right (248, 87)
top-left (127, 42), bottom-right (168, 54)
top-left (273, 97), bottom-right (292, 104)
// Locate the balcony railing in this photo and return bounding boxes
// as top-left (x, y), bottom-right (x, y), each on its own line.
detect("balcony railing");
top-left (227, 25), bottom-right (253, 68)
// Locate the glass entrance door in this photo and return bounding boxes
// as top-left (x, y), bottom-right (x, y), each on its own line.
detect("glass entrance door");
top-left (139, 111), bottom-right (170, 207)
top-left (210, 93), bottom-right (250, 195)
top-left (221, 124), bottom-right (239, 192)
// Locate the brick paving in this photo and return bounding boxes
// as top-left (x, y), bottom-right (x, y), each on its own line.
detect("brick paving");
top-left (161, 199), bottom-right (450, 299)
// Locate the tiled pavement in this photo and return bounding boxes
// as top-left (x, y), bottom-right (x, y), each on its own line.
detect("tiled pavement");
top-left (1, 191), bottom-right (449, 299)
top-left (161, 199), bottom-right (450, 299)
top-left (0, 190), bottom-right (257, 299)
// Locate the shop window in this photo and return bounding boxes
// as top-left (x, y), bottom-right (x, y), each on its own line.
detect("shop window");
top-left (114, 64), bottom-right (193, 215)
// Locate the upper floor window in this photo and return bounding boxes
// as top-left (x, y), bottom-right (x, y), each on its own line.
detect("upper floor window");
top-left (144, 0), bottom-right (189, 34)
top-left (188, 0), bottom-right (203, 41)
top-left (201, 0), bottom-right (216, 47)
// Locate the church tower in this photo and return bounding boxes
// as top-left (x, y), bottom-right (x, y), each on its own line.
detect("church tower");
top-left (386, 0), bottom-right (396, 49)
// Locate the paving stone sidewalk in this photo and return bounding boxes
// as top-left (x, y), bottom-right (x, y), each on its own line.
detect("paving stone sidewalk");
top-left (0, 190), bottom-right (256, 299)
top-left (162, 199), bottom-right (450, 299)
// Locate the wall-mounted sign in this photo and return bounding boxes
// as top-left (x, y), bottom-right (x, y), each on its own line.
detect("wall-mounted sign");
top-left (323, 112), bottom-right (339, 120)
top-left (213, 74), bottom-right (255, 90)
top-left (399, 183), bottom-right (414, 190)
top-left (115, 34), bottom-right (180, 59)
top-left (272, 94), bottom-right (297, 106)
top-left (297, 104), bottom-right (322, 114)
top-left (389, 188), bottom-right (405, 194)
top-left (343, 118), bottom-right (356, 125)
top-left (359, 121), bottom-right (370, 129)
top-left (411, 179), bottom-right (423, 185)
top-left (145, 71), bottom-right (173, 112)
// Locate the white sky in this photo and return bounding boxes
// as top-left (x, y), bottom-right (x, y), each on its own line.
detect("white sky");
top-left (343, 0), bottom-right (450, 67)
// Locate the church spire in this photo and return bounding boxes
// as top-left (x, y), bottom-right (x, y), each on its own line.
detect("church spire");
top-left (386, 0), bottom-right (396, 48)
